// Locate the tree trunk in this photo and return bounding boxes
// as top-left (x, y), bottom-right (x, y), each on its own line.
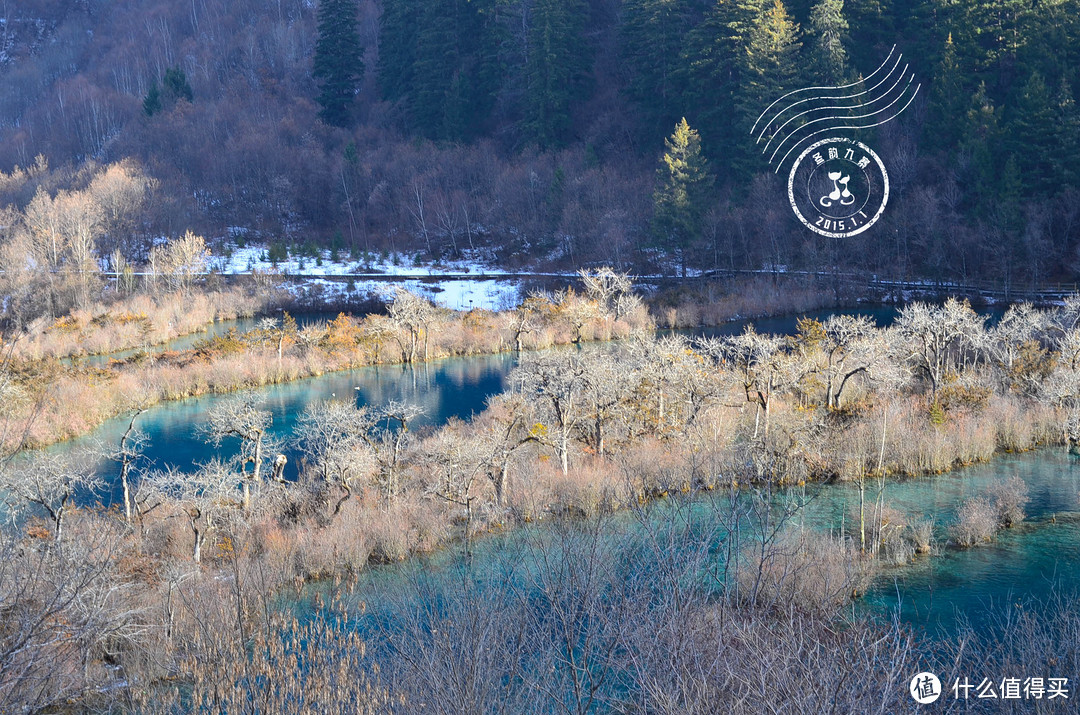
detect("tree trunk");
top-left (496, 462), bottom-right (509, 507)
top-left (192, 519), bottom-right (203, 563)
top-left (333, 483), bottom-right (351, 517)
top-left (121, 462), bottom-right (132, 523)
top-left (252, 434), bottom-right (263, 483)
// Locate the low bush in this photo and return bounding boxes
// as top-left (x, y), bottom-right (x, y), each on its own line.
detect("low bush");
top-left (950, 496), bottom-right (999, 547)
top-left (987, 475), bottom-right (1030, 527)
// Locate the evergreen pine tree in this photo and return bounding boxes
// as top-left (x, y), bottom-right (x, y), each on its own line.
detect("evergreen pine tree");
top-left (742, 1), bottom-right (803, 111)
top-left (652, 118), bottom-right (713, 276)
top-left (143, 81), bottom-right (161, 117)
top-left (525, 0), bottom-right (591, 147)
top-left (163, 67), bottom-right (194, 103)
top-left (960, 82), bottom-right (1001, 215)
top-left (736, 0), bottom-right (804, 174)
top-left (378, 0), bottom-right (501, 141)
top-left (1052, 76), bottom-right (1080, 188)
top-left (313, 0), bottom-right (364, 127)
top-left (620, 0), bottom-right (697, 138)
top-left (1006, 72), bottom-right (1055, 195)
top-left (809, 0), bottom-right (848, 84)
top-left (678, 0), bottom-right (762, 171)
top-left (378, 0), bottom-right (420, 105)
top-left (927, 33), bottom-right (966, 152)
top-left (412, 0), bottom-right (462, 137)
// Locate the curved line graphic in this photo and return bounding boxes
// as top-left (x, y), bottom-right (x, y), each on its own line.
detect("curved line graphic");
top-left (768, 75), bottom-right (916, 165)
top-left (755, 54), bottom-right (905, 144)
top-left (761, 63), bottom-right (911, 154)
top-left (772, 84), bottom-right (922, 172)
top-left (750, 45), bottom-right (896, 137)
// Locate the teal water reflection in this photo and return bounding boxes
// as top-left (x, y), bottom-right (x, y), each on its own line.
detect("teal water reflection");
top-left (64, 352), bottom-right (516, 505)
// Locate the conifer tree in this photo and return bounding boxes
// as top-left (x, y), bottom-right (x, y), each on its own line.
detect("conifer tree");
top-left (1006, 72), bottom-right (1055, 195)
top-left (525, 0), bottom-right (591, 147)
top-left (143, 82), bottom-right (161, 117)
top-left (809, 0), bottom-right (848, 83)
top-left (927, 33), bottom-right (966, 152)
top-left (313, 0), bottom-right (364, 127)
top-left (1052, 77), bottom-right (1080, 188)
top-left (378, 0), bottom-right (501, 141)
top-left (143, 66), bottom-right (192, 117)
top-left (960, 82), bottom-right (1001, 215)
top-left (652, 118), bottom-right (713, 276)
top-left (620, 0), bottom-right (696, 137)
top-left (377, 0), bottom-right (419, 106)
top-left (678, 0), bottom-right (762, 170)
top-left (741, 0), bottom-right (803, 115)
top-left (735, 0), bottom-right (803, 174)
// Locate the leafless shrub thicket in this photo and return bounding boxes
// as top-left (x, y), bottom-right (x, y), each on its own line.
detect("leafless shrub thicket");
top-left (951, 497), bottom-right (1001, 547)
top-left (951, 475), bottom-right (1031, 547)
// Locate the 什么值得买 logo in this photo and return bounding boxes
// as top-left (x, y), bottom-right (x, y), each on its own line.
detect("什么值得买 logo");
top-left (752, 46), bottom-right (919, 239)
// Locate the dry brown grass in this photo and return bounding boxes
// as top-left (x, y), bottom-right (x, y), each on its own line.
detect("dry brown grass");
top-left (13, 287), bottom-right (277, 360)
top-left (651, 277), bottom-right (837, 328)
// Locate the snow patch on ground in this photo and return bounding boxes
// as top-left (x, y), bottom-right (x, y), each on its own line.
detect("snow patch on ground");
top-left (212, 243), bottom-right (510, 278)
top-left (212, 243), bottom-right (521, 310)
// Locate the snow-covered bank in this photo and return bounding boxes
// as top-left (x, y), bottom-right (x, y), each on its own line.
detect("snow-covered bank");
top-left (211, 243), bottom-right (528, 310)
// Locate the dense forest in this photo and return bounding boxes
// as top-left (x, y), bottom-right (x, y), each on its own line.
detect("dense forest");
top-left (1, 0), bottom-right (1080, 285)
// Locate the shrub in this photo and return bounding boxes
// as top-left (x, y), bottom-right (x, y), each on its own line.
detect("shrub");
top-left (987, 475), bottom-right (1029, 527)
top-left (950, 497), bottom-right (998, 547)
top-left (736, 529), bottom-right (871, 611)
top-left (907, 518), bottom-right (934, 555)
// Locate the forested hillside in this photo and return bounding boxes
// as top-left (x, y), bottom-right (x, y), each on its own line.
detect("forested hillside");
top-left (2, 0), bottom-right (1080, 284)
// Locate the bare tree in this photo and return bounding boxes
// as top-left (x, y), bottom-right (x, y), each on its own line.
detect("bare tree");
top-left (148, 230), bottom-right (209, 295)
top-left (721, 327), bottom-right (786, 442)
top-left (423, 423), bottom-right (486, 548)
top-left (362, 313), bottom-right (399, 364)
top-left (473, 393), bottom-right (534, 508)
top-left (0, 452), bottom-right (104, 543)
top-left (295, 399), bottom-right (377, 516)
top-left (257, 311), bottom-right (297, 368)
top-left (113, 409), bottom-right (147, 525)
top-left (893, 298), bottom-right (986, 398)
top-left (87, 160), bottom-right (158, 258)
top-left (579, 349), bottom-right (632, 456)
top-left (152, 460), bottom-right (239, 563)
top-left (370, 400), bottom-right (424, 501)
top-left (388, 288), bottom-right (439, 363)
top-left (0, 529), bottom-right (149, 713)
top-left (509, 292), bottom-right (550, 353)
top-left (512, 352), bottom-right (588, 474)
top-left (578, 266), bottom-right (633, 319)
top-left (553, 289), bottom-right (601, 343)
top-left (410, 178), bottom-right (433, 255)
top-left (203, 395), bottom-right (273, 510)
top-left (811, 314), bottom-right (893, 410)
